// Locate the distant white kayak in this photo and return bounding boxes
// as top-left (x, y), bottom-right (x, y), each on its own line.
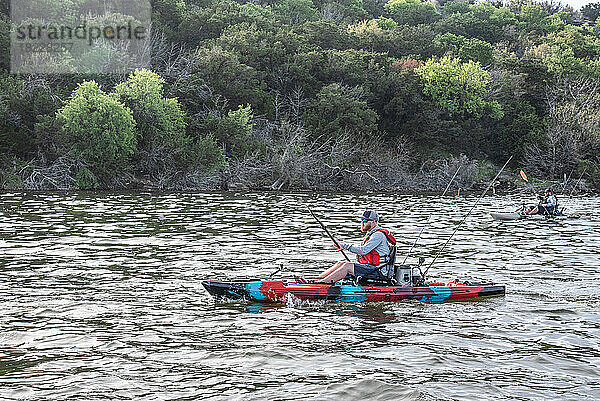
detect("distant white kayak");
top-left (490, 212), bottom-right (523, 221)
top-left (490, 212), bottom-right (580, 221)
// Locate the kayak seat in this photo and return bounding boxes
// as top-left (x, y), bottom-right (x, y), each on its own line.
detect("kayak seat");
top-left (353, 244), bottom-right (397, 286)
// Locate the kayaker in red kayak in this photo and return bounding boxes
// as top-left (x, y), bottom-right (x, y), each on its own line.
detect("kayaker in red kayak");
top-left (312, 210), bottom-right (396, 283)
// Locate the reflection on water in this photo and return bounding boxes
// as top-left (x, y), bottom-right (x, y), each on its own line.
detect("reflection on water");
top-left (0, 191), bottom-right (599, 400)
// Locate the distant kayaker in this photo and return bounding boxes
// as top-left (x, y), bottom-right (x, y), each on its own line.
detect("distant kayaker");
top-left (524, 188), bottom-right (557, 215)
top-left (312, 210), bottom-right (396, 283)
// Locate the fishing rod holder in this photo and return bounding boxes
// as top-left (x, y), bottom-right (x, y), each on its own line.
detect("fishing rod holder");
top-left (268, 264), bottom-right (284, 279)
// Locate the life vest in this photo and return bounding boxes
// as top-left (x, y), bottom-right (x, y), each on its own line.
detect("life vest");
top-left (357, 228), bottom-right (397, 266)
top-left (541, 195), bottom-right (558, 214)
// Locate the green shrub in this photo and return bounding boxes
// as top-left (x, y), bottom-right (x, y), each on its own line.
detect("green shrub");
top-left (416, 56), bottom-right (503, 119)
top-left (304, 83), bottom-right (379, 139)
top-left (385, 0), bottom-right (440, 26)
top-left (56, 80), bottom-right (136, 181)
top-left (189, 133), bottom-right (227, 171)
top-left (75, 167), bottom-right (99, 189)
top-left (203, 105), bottom-right (261, 159)
top-left (114, 69), bottom-right (190, 175)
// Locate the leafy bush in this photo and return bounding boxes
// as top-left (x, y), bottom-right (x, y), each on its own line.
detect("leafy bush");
top-left (304, 83), bottom-right (379, 139)
top-left (385, 0), bottom-right (440, 26)
top-left (203, 104), bottom-right (261, 159)
top-left (434, 32), bottom-right (494, 65)
top-left (114, 69), bottom-right (189, 176)
top-left (75, 167), bottom-right (99, 189)
top-left (273, 0), bottom-right (318, 25)
top-left (415, 56), bottom-right (503, 119)
top-left (56, 80), bottom-right (136, 181)
top-left (188, 46), bottom-right (270, 114)
top-left (189, 133), bottom-right (227, 172)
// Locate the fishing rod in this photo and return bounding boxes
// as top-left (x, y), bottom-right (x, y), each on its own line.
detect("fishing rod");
top-left (401, 166), bottom-right (461, 265)
top-left (568, 168), bottom-right (587, 198)
top-left (562, 169), bottom-right (574, 193)
top-left (560, 168), bottom-right (587, 214)
top-left (423, 156), bottom-right (513, 277)
top-left (308, 208), bottom-right (351, 262)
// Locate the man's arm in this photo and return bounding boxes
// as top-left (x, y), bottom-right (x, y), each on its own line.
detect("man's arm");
top-left (340, 232), bottom-right (385, 256)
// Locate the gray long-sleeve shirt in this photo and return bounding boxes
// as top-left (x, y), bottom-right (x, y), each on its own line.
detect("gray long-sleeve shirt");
top-left (542, 194), bottom-right (557, 208)
top-left (340, 226), bottom-right (391, 268)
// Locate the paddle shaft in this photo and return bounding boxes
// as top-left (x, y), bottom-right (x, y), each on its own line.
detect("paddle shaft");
top-left (424, 156), bottom-right (513, 276)
top-left (308, 209), bottom-right (351, 262)
top-left (401, 166), bottom-right (461, 265)
top-left (519, 170), bottom-right (541, 213)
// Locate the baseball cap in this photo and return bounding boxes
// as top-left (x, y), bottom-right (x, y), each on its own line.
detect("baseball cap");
top-left (359, 210), bottom-right (379, 221)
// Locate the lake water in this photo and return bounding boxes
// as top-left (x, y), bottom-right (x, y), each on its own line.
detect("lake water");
top-left (0, 191), bottom-right (598, 400)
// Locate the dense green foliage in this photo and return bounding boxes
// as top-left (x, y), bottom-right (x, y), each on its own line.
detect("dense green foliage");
top-left (1, 0), bottom-right (599, 190)
top-left (114, 69), bottom-right (190, 177)
top-left (304, 83), bottom-right (379, 139)
top-left (56, 81), bottom-right (137, 183)
top-left (202, 104), bottom-right (259, 159)
top-left (416, 56), bottom-right (503, 119)
top-left (581, 3), bottom-right (600, 21)
top-left (385, 0), bottom-right (440, 26)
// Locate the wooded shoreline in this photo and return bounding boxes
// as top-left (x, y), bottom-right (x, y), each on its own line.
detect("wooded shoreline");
top-left (2, 0), bottom-right (600, 192)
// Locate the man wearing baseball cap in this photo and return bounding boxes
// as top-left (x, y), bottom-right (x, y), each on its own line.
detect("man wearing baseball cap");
top-left (524, 187), bottom-right (558, 215)
top-left (313, 209), bottom-right (396, 283)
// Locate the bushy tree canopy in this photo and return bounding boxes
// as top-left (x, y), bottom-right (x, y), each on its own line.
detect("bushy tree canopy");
top-left (385, 0), bottom-right (440, 26)
top-left (56, 81), bottom-right (136, 180)
top-left (416, 56), bottom-right (503, 119)
top-left (304, 83), bottom-right (379, 139)
top-left (4, 0), bottom-right (600, 190)
top-left (114, 69), bottom-right (190, 175)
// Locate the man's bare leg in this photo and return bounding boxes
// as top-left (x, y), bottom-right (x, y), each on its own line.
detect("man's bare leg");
top-left (315, 262), bottom-right (354, 283)
top-left (316, 261), bottom-right (344, 279)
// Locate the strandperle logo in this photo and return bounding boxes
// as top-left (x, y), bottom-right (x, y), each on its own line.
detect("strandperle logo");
top-left (10, 0), bottom-right (151, 74)
top-left (14, 21), bottom-right (147, 47)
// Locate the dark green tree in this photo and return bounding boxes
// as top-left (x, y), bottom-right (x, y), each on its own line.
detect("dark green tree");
top-left (304, 83), bottom-right (379, 139)
top-left (188, 46), bottom-right (271, 114)
top-left (434, 33), bottom-right (494, 65)
top-left (293, 20), bottom-right (352, 51)
top-left (581, 2), bottom-right (600, 21)
top-left (273, 0), bottom-right (318, 25)
top-left (385, 0), bottom-right (441, 26)
top-left (0, 16), bottom-right (9, 71)
top-left (441, 0), bottom-right (470, 17)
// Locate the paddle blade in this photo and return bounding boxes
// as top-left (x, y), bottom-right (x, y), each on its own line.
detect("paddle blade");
top-left (519, 170), bottom-right (528, 182)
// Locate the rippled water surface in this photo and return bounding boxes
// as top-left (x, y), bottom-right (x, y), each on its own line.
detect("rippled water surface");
top-left (0, 191), bottom-right (599, 400)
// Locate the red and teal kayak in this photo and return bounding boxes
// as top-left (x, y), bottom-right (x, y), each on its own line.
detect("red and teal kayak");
top-left (202, 279), bottom-right (505, 303)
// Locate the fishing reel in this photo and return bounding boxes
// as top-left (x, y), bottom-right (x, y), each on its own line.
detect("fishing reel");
top-left (414, 257), bottom-right (426, 286)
